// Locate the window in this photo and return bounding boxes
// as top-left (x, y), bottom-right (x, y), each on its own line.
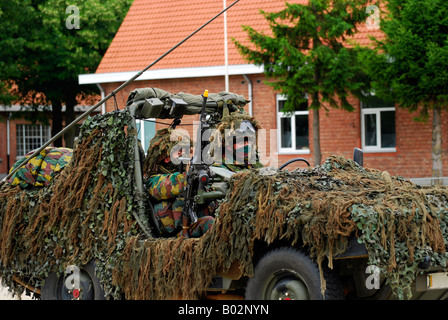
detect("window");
top-left (16, 124), bottom-right (51, 157)
top-left (361, 96), bottom-right (396, 152)
top-left (136, 119), bottom-right (156, 154)
top-left (277, 94), bottom-right (310, 154)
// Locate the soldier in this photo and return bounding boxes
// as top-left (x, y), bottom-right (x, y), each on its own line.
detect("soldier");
top-left (209, 107), bottom-right (263, 172)
top-left (143, 127), bottom-right (214, 238)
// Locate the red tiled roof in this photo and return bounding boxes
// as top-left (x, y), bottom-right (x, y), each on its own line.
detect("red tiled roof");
top-left (96, 0), bottom-right (382, 74)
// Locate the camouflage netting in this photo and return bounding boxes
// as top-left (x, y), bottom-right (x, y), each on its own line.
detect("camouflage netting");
top-left (114, 157), bottom-right (448, 300)
top-left (0, 110), bottom-right (144, 299)
top-left (209, 108), bottom-right (261, 154)
top-left (1, 109), bottom-right (448, 300)
top-left (209, 107), bottom-right (262, 147)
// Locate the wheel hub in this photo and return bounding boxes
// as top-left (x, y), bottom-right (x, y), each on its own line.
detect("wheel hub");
top-left (268, 276), bottom-right (310, 300)
top-left (60, 269), bottom-right (94, 300)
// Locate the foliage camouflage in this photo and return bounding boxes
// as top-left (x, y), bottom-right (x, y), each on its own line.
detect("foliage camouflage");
top-left (1, 109), bottom-right (448, 300)
top-left (209, 107), bottom-right (261, 150)
top-left (117, 157), bottom-right (448, 300)
top-left (0, 110), bottom-right (143, 299)
top-left (209, 107), bottom-right (264, 170)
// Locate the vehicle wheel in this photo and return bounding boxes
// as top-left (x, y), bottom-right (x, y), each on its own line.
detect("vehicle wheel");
top-left (245, 247), bottom-right (344, 300)
top-left (41, 261), bottom-right (106, 300)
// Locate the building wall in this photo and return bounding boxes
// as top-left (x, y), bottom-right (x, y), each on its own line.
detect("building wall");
top-left (364, 108), bottom-right (448, 179)
top-left (0, 115), bottom-right (56, 177)
top-left (1, 116), bottom-right (32, 176)
top-left (0, 114), bottom-right (7, 176)
top-left (82, 75), bottom-right (448, 179)
top-left (307, 101), bottom-right (448, 179)
top-left (0, 111), bottom-right (100, 177)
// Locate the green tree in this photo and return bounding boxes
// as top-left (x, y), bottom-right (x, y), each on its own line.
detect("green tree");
top-left (0, 0), bottom-right (132, 147)
top-left (234, 0), bottom-right (371, 165)
top-left (0, 1), bottom-right (37, 106)
top-left (360, 0), bottom-right (448, 181)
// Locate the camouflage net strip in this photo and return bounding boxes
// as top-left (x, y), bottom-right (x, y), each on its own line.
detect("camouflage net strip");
top-left (1, 109), bottom-right (448, 300)
top-left (114, 157), bottom-right (448, 300)
top-left (0, 110), bottom-right (143, 299)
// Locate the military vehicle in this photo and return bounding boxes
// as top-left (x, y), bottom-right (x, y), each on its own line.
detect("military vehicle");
top-left (1, 86), bottom-right (448, 301)
top-left (1, 1), bottom-right (448, 301)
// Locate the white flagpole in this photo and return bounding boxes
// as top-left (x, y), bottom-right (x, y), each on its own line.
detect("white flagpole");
top-left (224, 0), bottom-right (229, 92)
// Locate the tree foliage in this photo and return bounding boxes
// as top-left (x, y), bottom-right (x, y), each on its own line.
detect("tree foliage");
top-left (0, 0), bottom-right (132, 146)
top-left (360, 0), bottom-right (448, 178)
top-left (361, 0), bottom-right (448, 115)
top-left (234, 0), bottom-right (371, 165)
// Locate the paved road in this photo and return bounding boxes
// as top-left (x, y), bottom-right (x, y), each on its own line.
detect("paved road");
top-left (0, 283), bottom-right (34, 300)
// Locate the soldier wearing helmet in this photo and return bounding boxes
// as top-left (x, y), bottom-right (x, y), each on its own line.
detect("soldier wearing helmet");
top-left (209, 107), bottom-right (263, 172)
top-left (144, 128), bottom-right (214, 238)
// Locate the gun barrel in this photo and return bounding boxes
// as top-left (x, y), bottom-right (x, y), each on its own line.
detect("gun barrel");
top-left (200, 90), bottom-right (209, 122)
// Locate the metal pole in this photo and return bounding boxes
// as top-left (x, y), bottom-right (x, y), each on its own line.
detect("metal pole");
top-left (6, 112), bottom-right (11, 170)
top-left (243, 74), bottom-right (253, 116)
top-left (224, 0), bottom-right (229, 92)
top-left (96, 83), bottom-right (106, 114)
top-left (2, 0), bottom-right (240, 183)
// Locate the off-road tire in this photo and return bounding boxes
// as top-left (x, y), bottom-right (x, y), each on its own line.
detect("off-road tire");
top-left (245, 247), bottom-right (344, 300)
top-left (41, 261), bottom-right (106, 300)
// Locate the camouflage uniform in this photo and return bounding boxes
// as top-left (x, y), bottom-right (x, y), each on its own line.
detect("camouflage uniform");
top-left (145, 107), bottom-right (262, 237)
top-left (146, 172), bottom-right (216, 237)
top-left (144, 129), bottom-right (215, 238)
top-left (8, 147), bottom-right (73, 188)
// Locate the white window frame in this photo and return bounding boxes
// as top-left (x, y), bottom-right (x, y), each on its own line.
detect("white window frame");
top-left (136, 118), bottom-right (156, 155)
top-left (361, 103), bottom-right (396, 153)
top-left (276, 94), bottom-right (310, 155)
top-left (16, 124), bottom-right (51, 158)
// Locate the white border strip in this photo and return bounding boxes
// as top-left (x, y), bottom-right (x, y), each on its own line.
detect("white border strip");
top-left (79, 64), bottom-right (263, 85)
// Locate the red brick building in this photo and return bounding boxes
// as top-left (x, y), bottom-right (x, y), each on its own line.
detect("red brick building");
top-left (78, 0), bottom-right (448, 181)
top-left (0, 106), bottom-right (53, 178)
top-left (0, 105), bottom-right (100, 180)
top-left (2, 0), bottom-right (447, 182)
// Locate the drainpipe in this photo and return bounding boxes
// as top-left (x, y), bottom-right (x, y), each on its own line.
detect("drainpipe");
top-left (96, 83), bottom-right (106, 114)
top-left (6, 112), bottom-right (11, 170)
top-left (243, 74), bottom-right (253, 116)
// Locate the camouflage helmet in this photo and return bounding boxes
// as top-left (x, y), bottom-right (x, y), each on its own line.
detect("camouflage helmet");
top-left (143, 128), bottom-right (191, 176)
top-left (209, 107), bottom-right (261, 165)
